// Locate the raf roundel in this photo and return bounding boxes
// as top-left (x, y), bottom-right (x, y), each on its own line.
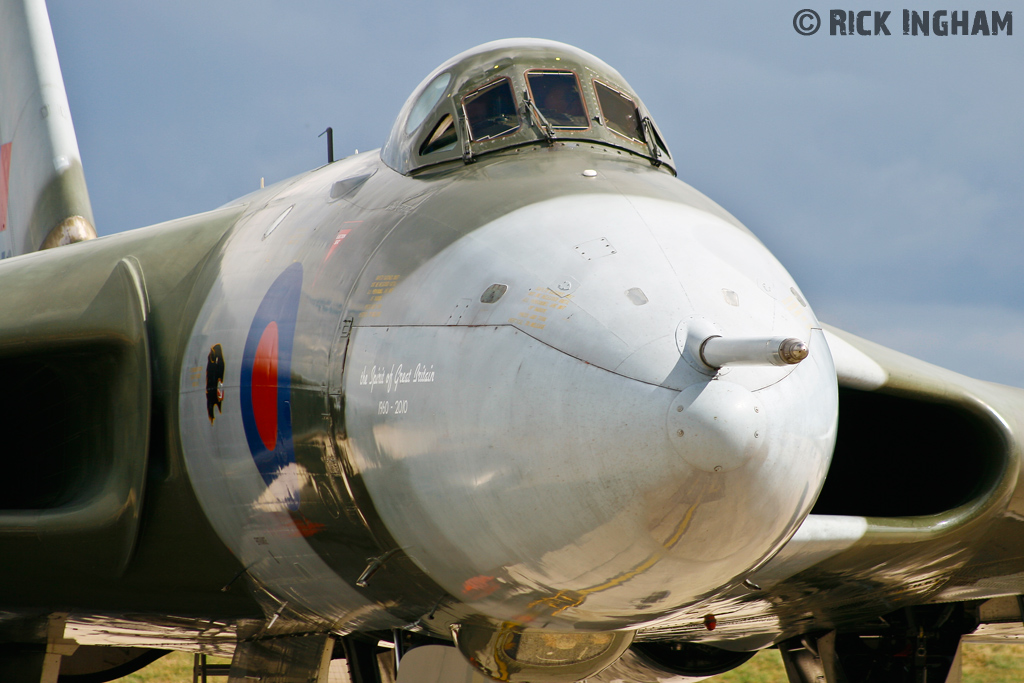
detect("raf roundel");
top-left (251, 321), bottom-right (280, 450)
top-left (239, 263), bottom-right (303, 508)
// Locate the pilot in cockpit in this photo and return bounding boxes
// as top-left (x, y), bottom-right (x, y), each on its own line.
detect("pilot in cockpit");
top-left (530, 73), bottom-right (588, 129)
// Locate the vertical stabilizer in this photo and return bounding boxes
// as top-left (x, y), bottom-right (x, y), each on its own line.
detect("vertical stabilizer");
top-left (0, 0), bottom-right (96, 257)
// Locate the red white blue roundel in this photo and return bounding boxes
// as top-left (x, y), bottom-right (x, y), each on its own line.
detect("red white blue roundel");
top-left (240, 263), bottom-right (302, 509)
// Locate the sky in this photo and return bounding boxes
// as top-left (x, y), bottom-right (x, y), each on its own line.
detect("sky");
top-left (45, 1), bottom-right (1024, 386)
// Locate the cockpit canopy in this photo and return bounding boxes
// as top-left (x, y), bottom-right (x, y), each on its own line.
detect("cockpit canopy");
top-left (381, 39), bottom-right (674, 175)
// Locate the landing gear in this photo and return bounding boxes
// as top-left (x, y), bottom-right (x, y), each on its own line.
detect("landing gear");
top-left (780, 604), bottom-right (976, 683)
top-left (336, 630), bottom-right (454, 683)
top-left (338, 636), bottom-right (390, 683)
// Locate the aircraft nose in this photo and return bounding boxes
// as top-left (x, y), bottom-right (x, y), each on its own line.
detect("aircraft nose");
top-left (666, 380), bottom-right (766, 474)
top-left (341, 192), bottom-right (838, 629)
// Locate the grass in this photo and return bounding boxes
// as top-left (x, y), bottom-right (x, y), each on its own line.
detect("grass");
top-left (115, 652), bottom-right (228, 683)
top-left (114, 642), bottom-right (1024, 682)
top-left (705, 643), bottom-right (1024, 683)
top-left (706, 648), bottom-right (787, 682)
top-left (961, 643), bottom-right (1024, 683)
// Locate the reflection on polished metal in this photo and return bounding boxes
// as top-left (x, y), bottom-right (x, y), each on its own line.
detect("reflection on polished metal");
top-left (452, 619), bottom-right (633, 683)
top-left (699, 335), bottom-right (809, 369)
top-left (778, 338), bottom-right (810, 364)
top-left (227, 634), bottom-right (334, 683)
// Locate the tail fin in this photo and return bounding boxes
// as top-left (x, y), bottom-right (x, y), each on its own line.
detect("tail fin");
top-left (0, 0), bottom-right (96, 258)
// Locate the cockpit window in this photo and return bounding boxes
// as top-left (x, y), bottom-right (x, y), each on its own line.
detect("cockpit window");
top-left (594, 81), bottom-right (643, 143)
top-left (463, 78), bottom-right (520, 141)
top-left (526, 71), bottom-right (589, 129)
top-left (649, 120), bottom-right (670, 157)
top-left (420, 114), bottom-right (458, 156)
top-left (406, 72), bottom-right (451, 135)
top-left (382, 40), bottom-right (675, 175)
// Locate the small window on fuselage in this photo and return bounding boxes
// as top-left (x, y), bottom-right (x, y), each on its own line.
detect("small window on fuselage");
top-left (526, 71), bottom-right (589, 129)
top-left (420, 114), bottom-right (458, 156)
top-left (463, 78), bottom-right (520, 141)
top-left (595, 80), bottom-right (643, 143)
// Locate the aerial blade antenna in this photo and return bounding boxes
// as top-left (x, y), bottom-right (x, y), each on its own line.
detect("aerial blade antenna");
top-left (0, 0), bottom-right (96, 257)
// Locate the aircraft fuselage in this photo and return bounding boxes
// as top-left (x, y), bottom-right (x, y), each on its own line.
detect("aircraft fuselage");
top-left (175, 144), bottom-right (837, 637)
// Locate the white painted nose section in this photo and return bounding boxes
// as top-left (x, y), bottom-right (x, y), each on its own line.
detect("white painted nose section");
top-left (667, 381), bottom-right (767, 473)
top-left (343, 192), bottom-right (838, 630)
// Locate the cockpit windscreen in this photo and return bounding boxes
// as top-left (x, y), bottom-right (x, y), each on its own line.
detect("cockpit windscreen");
top-left (595, 81), bottom-right (643, 143)
top-left (420, 114), bottom-right (457, 156)
top-left (526, 71), bottom-right (589, 129)
top-left (464, 79), bottom-right (520, 141)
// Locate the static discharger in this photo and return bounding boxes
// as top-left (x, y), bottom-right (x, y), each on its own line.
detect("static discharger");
top-left (699, 336), bottom-right (808, 369)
